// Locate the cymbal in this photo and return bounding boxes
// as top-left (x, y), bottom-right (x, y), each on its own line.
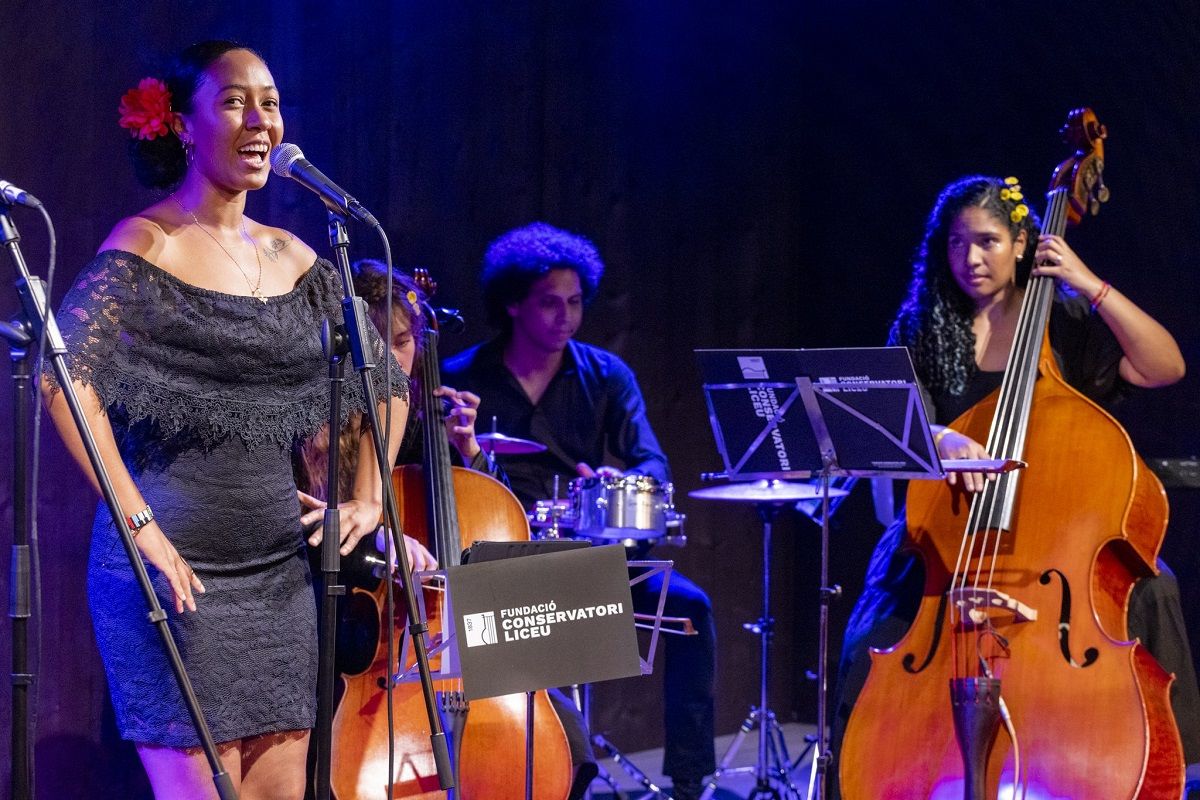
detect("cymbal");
top-left (477, 432), bottom-right (547, 455)
top-left (688, 480), bottom-right (849, 504)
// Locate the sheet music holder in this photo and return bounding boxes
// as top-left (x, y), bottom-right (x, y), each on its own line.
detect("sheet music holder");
top-left (695, 346), bottom-right (1023, 800)
top-left (696, 346), bottom-right (1022, 481)
top-left (390, 542), bottom-right (673, 698)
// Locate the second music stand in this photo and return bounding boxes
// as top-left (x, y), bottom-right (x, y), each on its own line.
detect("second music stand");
top-left (695, 347), bottom-right (1013, 800)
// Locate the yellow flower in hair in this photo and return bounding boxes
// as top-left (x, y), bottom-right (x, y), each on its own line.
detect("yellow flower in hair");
top-left (1010, 204), bottom-right (1029, 223)
top-left (405, 290), bottom-right (421, 316)
top-left (1010, 190), bottom-right (1023, 200)
top-left (1005, 176), bottom-right (1020, 186)
top-left (1000, 188), bottom-right (1012, 201)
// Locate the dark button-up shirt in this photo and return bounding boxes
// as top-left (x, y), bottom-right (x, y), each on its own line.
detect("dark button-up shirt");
top-left (442, 337), bottom-right (670, 508)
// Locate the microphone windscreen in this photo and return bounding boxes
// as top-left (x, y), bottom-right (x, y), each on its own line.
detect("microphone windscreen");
top-left (269, 143), bottom-right (304, 178)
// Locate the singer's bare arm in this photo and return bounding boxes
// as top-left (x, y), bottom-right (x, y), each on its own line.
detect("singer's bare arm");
top-left (41, 377), bottom-right (204, 614)
top-left (99, 215), bottom-right (168, 262)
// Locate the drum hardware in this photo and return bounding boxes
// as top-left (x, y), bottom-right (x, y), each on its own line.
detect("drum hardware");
top-left (687, 481), bottom-right (848, 800)
top-left (569, 474), bottom-right (686, 543)
top-left (528, 474), bottom-right (688, 549)
top-left (478, 416), bottom-right (549, 455)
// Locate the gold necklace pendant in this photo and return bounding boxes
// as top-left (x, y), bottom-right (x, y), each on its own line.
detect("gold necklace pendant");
top-left (172, 194), bottom-right (267, 302)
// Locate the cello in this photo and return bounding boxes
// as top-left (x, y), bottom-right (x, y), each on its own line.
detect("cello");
top-left (329, 269), bottom-right (573, 799)
top-left (840, 109), bottom-right (1184, 799)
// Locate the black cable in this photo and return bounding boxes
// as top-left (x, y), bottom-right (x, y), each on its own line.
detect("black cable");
top-left (375, 222), bottom-right (399, 800)
top-left (27, 201), bottom-right (56, 800)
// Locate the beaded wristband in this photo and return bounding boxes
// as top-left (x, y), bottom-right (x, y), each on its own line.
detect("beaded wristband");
top-left (126, 505), bottom-right (155, 537)
top-left (1090, 281), bottom-right (1112, 312)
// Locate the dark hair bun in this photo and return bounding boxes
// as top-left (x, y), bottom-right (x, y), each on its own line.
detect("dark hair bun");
top-left (128, 133), bottom-right (185, 190)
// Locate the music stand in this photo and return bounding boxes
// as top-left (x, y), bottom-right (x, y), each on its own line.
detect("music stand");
top-left (390, 542), bottom-right (665, 800)
top-left (696, 347), bottom-right (947, 800)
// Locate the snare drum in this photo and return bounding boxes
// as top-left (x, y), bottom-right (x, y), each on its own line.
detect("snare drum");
top-left (568, 475), bottom-right (686, 547)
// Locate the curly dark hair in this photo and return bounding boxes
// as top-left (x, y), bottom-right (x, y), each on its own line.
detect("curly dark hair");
top-left (127, 40), bottom-right (263, 190)
top-left (889, 175), bottom-right (1041, 396)
top-left (350, 258), bottom-right (428, 374)
top-left (480, 222), bottom-right (605, 330)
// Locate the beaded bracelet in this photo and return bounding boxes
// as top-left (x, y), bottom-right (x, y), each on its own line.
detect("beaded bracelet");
top-left (126, 505), bottom-right (155, 537)
top-left (1090, 281), bottom-right (1112, 312)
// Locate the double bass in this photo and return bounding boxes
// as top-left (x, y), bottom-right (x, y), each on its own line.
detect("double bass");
top-left (329, 269), bottom-right (573, 799)
top-left (840, 110), bottom-right (1184, 798)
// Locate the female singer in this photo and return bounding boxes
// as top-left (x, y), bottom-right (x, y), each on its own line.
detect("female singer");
top-left (831, 174), bottom-right (1197, 790)
top-left (42, 41), bottom-right (407, 799)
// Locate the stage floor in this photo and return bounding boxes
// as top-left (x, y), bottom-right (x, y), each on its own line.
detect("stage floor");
top-left (587, 721), bottom-right (820, 799)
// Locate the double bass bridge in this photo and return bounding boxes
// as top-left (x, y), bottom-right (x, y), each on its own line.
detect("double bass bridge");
top-left (949, 586), bottom-right (1038, 626)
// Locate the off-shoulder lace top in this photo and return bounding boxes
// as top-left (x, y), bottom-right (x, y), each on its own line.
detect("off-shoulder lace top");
top-left (46, 249), bottom-right (407, 473)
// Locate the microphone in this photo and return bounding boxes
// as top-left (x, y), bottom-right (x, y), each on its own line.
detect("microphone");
top-left (0, 180), bottom-right (42, 208)
top-left (269, 143), bottom-right (379, 227)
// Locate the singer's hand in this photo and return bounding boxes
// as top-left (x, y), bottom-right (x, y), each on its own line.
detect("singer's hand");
top-left (135, 522), bottom-right (205, 614)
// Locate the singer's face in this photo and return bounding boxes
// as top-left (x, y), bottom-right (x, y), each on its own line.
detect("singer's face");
top-left (506, 268), bottom-right (583, 355)
top-left (180, 49), bottom-right (283, 193)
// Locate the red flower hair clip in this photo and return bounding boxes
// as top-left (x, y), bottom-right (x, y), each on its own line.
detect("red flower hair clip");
top-left (118, 78), bottom-right (173, 141)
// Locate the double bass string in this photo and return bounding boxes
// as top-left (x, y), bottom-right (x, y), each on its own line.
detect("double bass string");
top-left (978, 187), bottom-right (1069, 597)
top-left (946, 187), bottom-right (1071, 679)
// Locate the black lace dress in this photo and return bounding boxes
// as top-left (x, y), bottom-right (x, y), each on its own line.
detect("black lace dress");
top-left (50, 250), bottom-right (407, 747)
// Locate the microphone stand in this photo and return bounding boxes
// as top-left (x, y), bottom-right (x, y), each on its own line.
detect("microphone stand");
top-left (311, 211), bottom-right (452, 800)
top-left (3, 310), bottom-right (33, 800)
top-left (0, 205), bottom-right (237, 800)
top-left (312, 320), bottom-right (348, 800)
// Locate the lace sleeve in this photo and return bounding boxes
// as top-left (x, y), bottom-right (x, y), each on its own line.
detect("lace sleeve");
top-left (43, 252), bottom-right (407, 461)
top-left (42, 251), bottom-right (140, 400)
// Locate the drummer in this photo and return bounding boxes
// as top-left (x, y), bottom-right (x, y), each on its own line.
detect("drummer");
top-left (443, 222), bottom-right (717, 800)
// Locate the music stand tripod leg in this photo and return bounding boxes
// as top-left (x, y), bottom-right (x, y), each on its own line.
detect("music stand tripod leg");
top-left (702, 502), bottom-right (805, 800)
top-left (576, 683), bottom-right (627, 800)
top-left (700, 708), bottom-right (757, 800)
top-left (593, 734), bottom-right (669, 798)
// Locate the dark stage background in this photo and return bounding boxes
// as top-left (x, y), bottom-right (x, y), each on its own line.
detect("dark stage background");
top-left (2, 1), bottom-right (1199, 796)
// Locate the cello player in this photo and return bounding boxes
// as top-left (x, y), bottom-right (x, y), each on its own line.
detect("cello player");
top-left (295, 258), bottom-right (599, 799)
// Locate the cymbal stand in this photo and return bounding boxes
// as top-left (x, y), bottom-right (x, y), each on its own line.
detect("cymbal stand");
top-left (701, 501), bottom-right (804, 800)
